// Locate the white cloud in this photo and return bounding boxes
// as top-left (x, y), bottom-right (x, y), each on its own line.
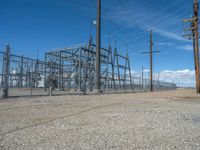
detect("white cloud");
top-left (159, 69), bottom-right (195, 87)
top-left (143, 69), bottom-right (150, 73)
top-left (132, 69), bottom-right (195, 87)
top-left (157, 42), bottom-right (174, 46)
top-left (131, 69), bottom-right (149, 77)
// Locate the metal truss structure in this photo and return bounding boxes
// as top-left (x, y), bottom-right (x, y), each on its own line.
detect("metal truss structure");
top-left (44, 44), bottom-right (133, 93)
top-left (0, 43), bottom-right (177, 98)
top-left (0, 44), bottom-right (46, 98)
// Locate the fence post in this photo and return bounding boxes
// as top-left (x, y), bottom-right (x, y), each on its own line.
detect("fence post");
top-left (30, 71), bottom-right (33, 96)
top-left (49, 86), bottom-right (52, 96)
top-left (20, 56), bottom-right (23, 88)
top-left (78, 48), bottom-right (82, 92)
top-left (83, 63), bottom-right (87, 95)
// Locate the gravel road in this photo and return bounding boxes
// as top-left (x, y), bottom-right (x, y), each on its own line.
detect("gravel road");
top-left (0, 89), bottom-right (200, 150)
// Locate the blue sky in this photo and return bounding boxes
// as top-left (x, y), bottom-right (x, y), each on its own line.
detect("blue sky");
top-left (0, 0), bottom-right (196, 86)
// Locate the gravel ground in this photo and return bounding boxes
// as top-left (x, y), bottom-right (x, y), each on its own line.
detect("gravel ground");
top-left (0, 89), bottom-right (200, 150)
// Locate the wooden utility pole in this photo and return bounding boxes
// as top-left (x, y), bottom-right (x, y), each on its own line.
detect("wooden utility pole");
top-left (194, 0), bottom-right (200, 93)
top-left (150, 30), bottom-right (153, 92)
top-left (192, 20), bottom-right (199, 93)
top-left (182, 0), bottom-right (200, 93)
top-left (95, 0), bottom-right (101, 93)
top-left (142, 30), bottom-right (160, 92)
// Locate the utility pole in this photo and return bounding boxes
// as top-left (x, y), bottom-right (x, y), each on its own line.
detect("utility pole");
top-left (3, 44), bottom-right (10, 98)
top-left (150, 30), bottom-right (153, 92)
top-left (192, 21), bottom-right (197, 91)
top-left (142, 29), bottom-right (160, 92)
top-left (94, 0), bottom-right (101, 93)
top-left (194, 0), bottom-right (200, 93)
top-left (182, 0), bottom-right (200, 93)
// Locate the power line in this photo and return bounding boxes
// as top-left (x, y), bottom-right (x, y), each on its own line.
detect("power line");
top-left (101, 0), bottom-right (191, 44)
top-left (142, 30), bottom-right (160, 92)
top-left (101, 0), bottom-right (188, 39)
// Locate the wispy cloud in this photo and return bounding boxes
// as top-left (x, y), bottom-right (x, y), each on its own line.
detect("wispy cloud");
top-left (105, 1), bottom-right (190, 43)
top-left (157, 42), bottom-right (174, 46)
top-left (154, 28), bottom-right (189, 42)
top-left (178, 44), bottom-right (193, 51)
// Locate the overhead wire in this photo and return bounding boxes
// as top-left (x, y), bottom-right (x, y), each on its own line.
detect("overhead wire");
top-left (102, 3), bottom-right (191, 45)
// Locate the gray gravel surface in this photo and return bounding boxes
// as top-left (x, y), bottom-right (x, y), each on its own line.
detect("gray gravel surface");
top-left (0, 89), bottom-right (200, 150)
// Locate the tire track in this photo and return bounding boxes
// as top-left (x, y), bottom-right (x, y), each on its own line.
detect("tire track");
top-left (0, 102), bottom-right (121, 136)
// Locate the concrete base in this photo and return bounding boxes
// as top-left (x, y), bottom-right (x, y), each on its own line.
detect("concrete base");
top-left (92, 89), bottom-right (101, 95)
top-left (77, 89), bottom-right (84, 95)
top-left (70, 89), bottom-right (77, 93)
top-left (58, 88), bottom-right (64, 91)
